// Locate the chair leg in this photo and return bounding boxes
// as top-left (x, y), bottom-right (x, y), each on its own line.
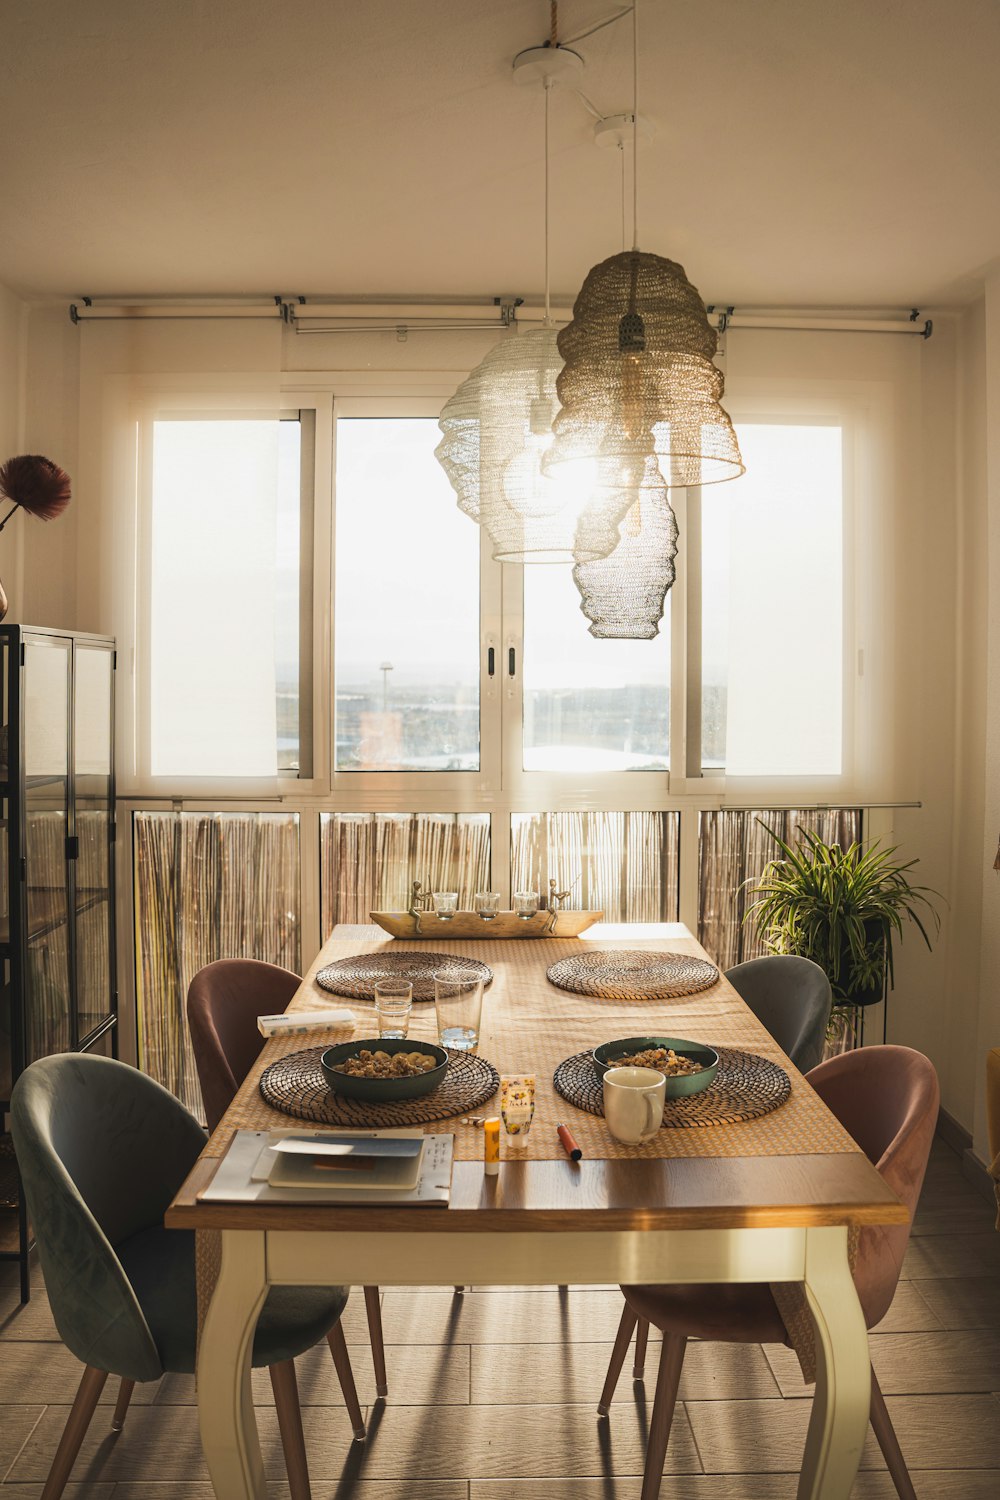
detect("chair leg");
top-left (110, 1377), bottom-right (135, 1432)
top-left (363, 1285), bottom-right (388, 1397)
top-left (640, 1334), bottom-right (687, 1500)
top-left (597, 1303), bottom-right (638, 1415)
top-left (869, 1363), bottom-right (918, 1500)
top-left (40, 1364), bottom-right (108, 1500)
top-left (326, 1321), bottom-right (366, 1440)
top-left (269, 1360), bottom-right (311, 1500)
top-left (633, 1316), bottom-right (650, 1380)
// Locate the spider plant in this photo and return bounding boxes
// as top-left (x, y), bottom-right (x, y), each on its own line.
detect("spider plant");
top-left (746, 825), bottom-right (941, 1005)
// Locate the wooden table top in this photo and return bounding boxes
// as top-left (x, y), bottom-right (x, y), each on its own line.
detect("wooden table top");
top-left (167, 924), bottom-right (907, 1234)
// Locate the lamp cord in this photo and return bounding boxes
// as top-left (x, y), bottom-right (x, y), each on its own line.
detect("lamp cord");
top-left (550, 1), bottom-right (558, 46)
top-left (544, 76), bottom-right (552, 325)
top-left (632, 0), bottom-right (639, 249)
top-left (619, 140), bottom-right (626, 252)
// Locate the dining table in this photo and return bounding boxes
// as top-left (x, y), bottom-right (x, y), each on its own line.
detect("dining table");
top-left (165, 920), bottom-right (908, 1500)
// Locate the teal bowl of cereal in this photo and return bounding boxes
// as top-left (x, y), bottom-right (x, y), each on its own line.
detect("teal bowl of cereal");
top-left (321, 1038), bottom-right (448, 1101)
top-left (592, 1036), bottom-right (718, 1098)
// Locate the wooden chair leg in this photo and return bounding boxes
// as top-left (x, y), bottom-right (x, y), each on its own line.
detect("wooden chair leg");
top-left (326, 1321), bottom-right (366, 1440)
top-left (640, 1333), bottom-right (687, 1500)
top-left (363, 1285), bottom-right (388, 1397)
top-left (269, 1360), bottom-right (311, 1500)
top-left (633, 1317), bottom-right (650, 1380)
top-left (869, 1363), bottom-right (918, 1500)
top-left (40, 1364), bottom-right (108, 1500)
top-left (597, 1303), bottom-right (638, 1415)
top-left (110, 1377), bottom-right (135, 1432)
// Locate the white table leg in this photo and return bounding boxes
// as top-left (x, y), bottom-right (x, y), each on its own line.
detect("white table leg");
top-left (796, 1225), bottom-right (871, 1500)
top-left (197, 1229), bottom-right (268, 1500)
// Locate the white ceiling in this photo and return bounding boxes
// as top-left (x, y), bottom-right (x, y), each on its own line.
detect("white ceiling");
top-left (2, 0), bottom-right (999, 308)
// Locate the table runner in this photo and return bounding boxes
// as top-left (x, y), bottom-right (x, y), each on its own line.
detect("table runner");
top-left (203, 931), bottom-right (860, 1163)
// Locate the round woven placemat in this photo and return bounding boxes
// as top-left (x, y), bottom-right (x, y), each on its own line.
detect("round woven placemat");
top-left (546, 949), bottom-right (719, 1001)
top-left (259, 1045), bottom-right (500, 1127)
top-left (552, 1047), bottom-right (791, 1129)
top-left (316, 951), bottom-right (494, 1002)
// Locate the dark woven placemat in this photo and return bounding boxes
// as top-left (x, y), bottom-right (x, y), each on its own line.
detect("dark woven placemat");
top-left (546, 949), bottom-right (719, 1001)
top-left (552, 1047), bottom-right (791, 1129)
top-left (316, 950), bottom-right (494, 1002)
top-left (259, 1045), bottom-right (500, 1127)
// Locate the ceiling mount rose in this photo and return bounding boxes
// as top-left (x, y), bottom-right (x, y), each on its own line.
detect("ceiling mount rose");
top-left (512, 45), bottom-right (584, 87)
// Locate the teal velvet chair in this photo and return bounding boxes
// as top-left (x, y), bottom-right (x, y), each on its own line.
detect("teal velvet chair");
top-left (10, 1052), bottom-right (366, 1500)
top-left (725, 954), bottom-right (833, 1073)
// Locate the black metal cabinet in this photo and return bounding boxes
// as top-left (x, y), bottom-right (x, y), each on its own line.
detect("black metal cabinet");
top-left (0, 626), bottom-right (116, 1301)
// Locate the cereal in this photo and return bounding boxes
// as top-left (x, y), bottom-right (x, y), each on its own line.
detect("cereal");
top-left (611, 1047), bottom-right (704, 1076)
top-left (332, 1048), bottom-right (439, 1079)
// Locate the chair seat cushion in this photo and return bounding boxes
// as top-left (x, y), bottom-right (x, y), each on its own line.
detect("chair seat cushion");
top-left (117, 1226), bottom-right (348, 1374)
top-left (623, 1281), bottom-right (790, 1345)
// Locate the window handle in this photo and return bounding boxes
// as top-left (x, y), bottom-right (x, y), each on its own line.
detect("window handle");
top-left (487, 646), bottom-right (495, 677)
top-left (508, 646), bottom-right (516, 677)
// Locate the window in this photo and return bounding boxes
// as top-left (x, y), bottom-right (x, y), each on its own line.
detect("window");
top-left (334, 419), bottom-right (480, 772)
top-left (701, 423), bottom-right (844, 776)
top-left (143, 412), bottom-right (308, 782)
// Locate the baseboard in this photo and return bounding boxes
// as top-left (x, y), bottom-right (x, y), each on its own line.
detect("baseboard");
top-left (936, 1105), bottom-right (972, 1158)
top-left (936, 1106), bottom-right (996, 1207)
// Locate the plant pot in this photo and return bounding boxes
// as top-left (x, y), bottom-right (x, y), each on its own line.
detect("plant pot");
top-left (836, 921), bottom-right (887, 1008)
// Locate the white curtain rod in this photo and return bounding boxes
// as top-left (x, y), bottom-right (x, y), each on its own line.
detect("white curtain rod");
top-left (68, 298), bottom-right (933, 339)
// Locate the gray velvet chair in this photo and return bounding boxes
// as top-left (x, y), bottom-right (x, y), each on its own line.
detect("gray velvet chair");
top-left (725, 954), bottom-right (833, 1072)
top-left (10, 1052), bottom-right (366, 1500)
top-left (598, 1046), bottom-right (940, 1500)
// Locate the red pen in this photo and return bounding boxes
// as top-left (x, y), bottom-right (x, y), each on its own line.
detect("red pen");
top-left (557, 1123), bottom-right (583, 1161)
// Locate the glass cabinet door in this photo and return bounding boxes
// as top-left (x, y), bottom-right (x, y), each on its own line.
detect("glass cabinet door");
top-left (73, 643), bottom-right (114, 1044)
top-left (23, 636), bottom-right (72, 1063)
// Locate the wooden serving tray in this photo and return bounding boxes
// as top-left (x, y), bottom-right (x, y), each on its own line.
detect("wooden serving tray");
top-left (370, 909), bottom-right (603, 940)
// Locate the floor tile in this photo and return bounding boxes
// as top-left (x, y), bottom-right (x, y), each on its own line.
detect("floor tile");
top-left (0, 1408), bottom-right (44, 1483)
top-left (765, 1328), bottom-right (1000, 1398)
top-left (471, 1339), bottom-right (778, 1405)
top-left (910, 1274), bottom-right (1000, 1328)
top-left (0, 1342), bottom-right (157, 1407)
top-left (901, 1232), bottom-right (1000, 1280)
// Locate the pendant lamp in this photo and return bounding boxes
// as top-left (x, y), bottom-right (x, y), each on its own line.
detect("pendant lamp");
top-left (435, 325), bottom-right (624, 563)
top-left (545, 0), bottom-right (743, 493)
top-left (435, 21), bottom-right (634, 564)
top-left (572, 455), bottom-right (678, 638)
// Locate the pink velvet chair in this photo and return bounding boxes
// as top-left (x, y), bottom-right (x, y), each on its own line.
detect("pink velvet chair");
top-left (187, 958), bottom-right (388, 1398)
top-left (597, 1045), bottom-right (939, 1500)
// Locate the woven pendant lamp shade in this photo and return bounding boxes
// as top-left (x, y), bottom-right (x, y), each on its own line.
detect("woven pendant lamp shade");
top-left (545, 249), bottom-right (744, 490)
top-left (572, 458), bottom-right (678, 638)
top-left (435, 328), bottom-right (628, 564)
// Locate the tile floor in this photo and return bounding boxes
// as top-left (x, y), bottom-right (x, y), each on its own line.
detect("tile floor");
top-left (1, 1139), bottom-right (998, 1498)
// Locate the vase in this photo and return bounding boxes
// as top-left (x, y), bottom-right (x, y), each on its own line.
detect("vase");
top-left (0, 576), bottom-right (7, 622)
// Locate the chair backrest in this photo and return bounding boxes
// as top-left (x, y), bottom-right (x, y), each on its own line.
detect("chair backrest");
top-left (10, 1053), bottom-right (206, 1380)
top-left (187, 958), bottom-right (301, 1131)
top-left (725, 955), bottom-right (832, 1073)
top-left (806, 1045), bottom-right (940, 1329)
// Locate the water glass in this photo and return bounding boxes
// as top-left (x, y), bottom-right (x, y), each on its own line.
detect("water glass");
top-left (434, 969), bottom-right (484, 1052)
top-left (374, 980), bottom-right (412, 1039)
top-left (474, 891), bottom-right (501, 921)
top-left (432, 891), bottom-right (458, 920)
top-left (513, 890), bottom-right (538, 920)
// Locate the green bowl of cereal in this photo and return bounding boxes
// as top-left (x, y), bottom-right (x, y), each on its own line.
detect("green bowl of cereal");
top-left (592, 1036), bottom-right (718, 1098)
top-left (320, 1038), bottom-right (449, 1101)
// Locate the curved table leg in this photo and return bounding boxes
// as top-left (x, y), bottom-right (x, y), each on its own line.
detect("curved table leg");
top-left (797, 1225), bottom-right (871, 1500)
top-left (197, 1229), bottom-right (268, 1500)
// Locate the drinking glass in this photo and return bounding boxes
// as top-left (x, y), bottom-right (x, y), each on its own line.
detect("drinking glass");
top-left (434, 969), bottom-right (484, 1052)
top-left (374, 980), bottom-right (413, 1039)
top-left (474, 891), bottom-right (501, 921)
top-left (432, 891), bottom-right (459, 920)
top-left (513, 890), bottom-right (538, 920)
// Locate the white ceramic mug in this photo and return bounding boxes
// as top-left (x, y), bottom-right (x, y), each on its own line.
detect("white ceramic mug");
top-left (602, 1066), bottom-right (666, 1145)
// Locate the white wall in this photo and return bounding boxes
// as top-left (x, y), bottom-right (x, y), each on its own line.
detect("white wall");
top-left (0, 282), bottom-right (26, 615)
